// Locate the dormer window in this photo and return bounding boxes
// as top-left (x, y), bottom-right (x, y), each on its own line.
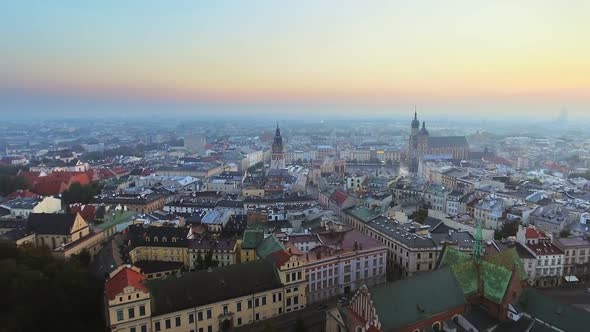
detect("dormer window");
top-left (163, 237), bottom-right (167, 243)
top-left (145, 237), bottom-right (150, 242)
top-left (154, 237), bottom-right (158, 242)
top-left (172, 237), bottom-right (177, 243)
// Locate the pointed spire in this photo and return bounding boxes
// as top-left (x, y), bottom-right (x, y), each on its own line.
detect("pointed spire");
top-left (473, 220), bottom-right (484, 264)
top-left (422, 121), bottom-right (426, 128)
top-left (414, 107), bottom-right (418, 120)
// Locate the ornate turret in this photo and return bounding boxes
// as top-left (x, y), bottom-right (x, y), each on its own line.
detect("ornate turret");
top-left (420, 121), bottom-right (429, 135)
top-left (271, 123), bottom-right (286, 169)
top-left (411, 110), bottom-right (420, 129)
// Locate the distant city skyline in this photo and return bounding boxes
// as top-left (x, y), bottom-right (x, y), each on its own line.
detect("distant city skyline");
top-left (1, 1), bottom-right (589, 118)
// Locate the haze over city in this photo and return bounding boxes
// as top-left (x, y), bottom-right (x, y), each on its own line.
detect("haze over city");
top-left (1, 0), bottom-right (590, 121)
top-left (2, 2), bottom-right (590, 332)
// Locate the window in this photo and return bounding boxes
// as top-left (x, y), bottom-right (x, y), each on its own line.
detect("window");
top-left (165, 319), bottom-right (171, 329)
top-left (248, 300), bottom-right (253, 309)
top-left (189, 313), bottom-right (194, 324)
top-left (141, 325), bottom-right (147, 332)
top-left (287, 298), bottom-right (291, 306)
top-left (208, 326), bottom-right (213, 332)
top-left (286, 274), bottom-right (291, 282)
top-left (223, 305), bottom-right (229, 314)
top-left (255, 313), bottom-right (260, 321)
top-left (116, 310), bottom-right (124, 321)
top-left (262, 296), bottom-right (267, 305)
top-left (206, 309), bottom-right (212, 319)
top-left (294, 296), bottom-right (299, 305)
top-left (155, 322), bottom-right (161, 332)
top-left (255, 298), bottom-right (260, 307)
top-left (237, 318), bottom-right (242, 325)
top-left (176, 317), bottom-right (181, 327)
top-left (198, 311), bottom-right (203, 321)
top-left (131, 328), bottom-right (136, 332)
top-left (128, 307), bottom-right (135, 319)
top-left (297, 271), bottom-right (302, 280)
top-left (272, 294), bottom-right (276, 303)
top-left (278, 293), bottom-right (282, 301)
top-left (237, 302), bottom-right (242, 312)
top-left (199, 328), bottom-right (203, 332)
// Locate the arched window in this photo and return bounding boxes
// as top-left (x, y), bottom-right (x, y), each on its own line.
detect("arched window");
top-left (355, 327), bottom-right (363, 332)
top-left (154, 237), bottom-right (158, 242)
top-left (162, 237), bottom-right (167, 243)
top-left (432, 321), bottom-right (441, 332)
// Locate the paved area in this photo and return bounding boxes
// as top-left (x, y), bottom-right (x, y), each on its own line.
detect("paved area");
top-left (233, 299), bottom-right (341, 332)
top-left (538, 285), bottom-right (590, 312)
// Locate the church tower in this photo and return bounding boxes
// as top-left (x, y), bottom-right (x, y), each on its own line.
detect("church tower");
top-left (408, 110), bottom-right (421, 174)
top-left (271, 123), bottom-right (286, 169)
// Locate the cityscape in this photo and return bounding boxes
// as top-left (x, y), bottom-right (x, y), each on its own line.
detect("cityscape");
top-left (1, 1), bottom-right (590, 332)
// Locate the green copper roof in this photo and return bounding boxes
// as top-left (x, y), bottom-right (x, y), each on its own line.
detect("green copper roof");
top-left (481, 262), bottom-right (512, 304)
top-left (344, 206), bottom-right (383, 222)
top-left (255, 235), bottom-right (285, 258)
top-left (370, 267), bottom-right (465, 330)
top-left (241, 229), bottom-right (264, 249)
top-left (439, 248), bottom-right (478, 296)
top-left (438, 246), bottom-right (519, 304)
top-left (484, 247), bottom-right (527, 282)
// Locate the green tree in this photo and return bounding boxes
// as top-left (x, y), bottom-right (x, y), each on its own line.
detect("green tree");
top-left (0, 242), bottom-right (104, 331)
top-left (494, 221), bottom-right (520, 240)
top-left (559, 229), bottom-right (571, 238)
top-left (195, 252), bottom-right (205, 270)
top-left (0, 175), bottom-right (28, 196)
top-left (62, 181), bottom-right (102, 205)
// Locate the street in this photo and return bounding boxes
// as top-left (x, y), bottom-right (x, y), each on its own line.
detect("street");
top-left (538, 285), bottom-right (590, 312)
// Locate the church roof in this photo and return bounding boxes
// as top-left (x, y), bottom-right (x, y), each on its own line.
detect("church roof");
top-left (428, 136), bottom-right (469, 148)
top-left (370, 267), bottom-right (466, 330)
top-left (437, 246), bottom-right (524, 304)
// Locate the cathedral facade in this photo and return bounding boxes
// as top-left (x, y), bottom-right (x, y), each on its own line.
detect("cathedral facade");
top-left (407, 112), bottom-right (469, 172)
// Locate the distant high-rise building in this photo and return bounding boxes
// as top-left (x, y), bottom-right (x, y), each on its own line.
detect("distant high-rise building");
top-left (184, 134), bottom-right (206, 155)
top-left (270, 124), bottom-right (286, 169)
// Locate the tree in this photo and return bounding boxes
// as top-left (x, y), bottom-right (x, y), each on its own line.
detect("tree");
top-left (410, 208), bottom-right (429, 224)
top-left (195, 252), bottom-right (205, 270)
top-left (495, 221), bottom-right (520, 240)
top-left (0, 174), bottom-right (28, 196)
top-left (62, 181), bottom-right (102, 205)
top-left (559, 229), bottom-right (571, 238)
top-left (0, 242), bottom-right (104, 331)
top-left (294, 316), bottom-right (307, 332)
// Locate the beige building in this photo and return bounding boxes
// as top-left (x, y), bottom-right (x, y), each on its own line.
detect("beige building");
top-left (105, 258), bottom-right (305, 332)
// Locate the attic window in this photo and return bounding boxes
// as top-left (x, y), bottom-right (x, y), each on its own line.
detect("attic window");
top-left (154, 237), bottom-right (158, 242)
top-left (163, 237), bottom-right (167, 243)
top-left (172, 237), bottom-right (177, 243)
top-left (145, 237), bottom-right (150, 242)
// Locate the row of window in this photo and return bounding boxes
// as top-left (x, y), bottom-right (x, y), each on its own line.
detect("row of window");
top-left (116, 305), bottom-right (146, 321)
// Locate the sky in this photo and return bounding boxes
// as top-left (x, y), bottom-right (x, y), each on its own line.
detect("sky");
top-left (1, 0), bottom-right (589, 119)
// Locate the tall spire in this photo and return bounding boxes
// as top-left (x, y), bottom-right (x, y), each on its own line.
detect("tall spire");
top-left (473, 220), bottom-right (484, 264)
top-left (411, 107), bottom-right (420, 129)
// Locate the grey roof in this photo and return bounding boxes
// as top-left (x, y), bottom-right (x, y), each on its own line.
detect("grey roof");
top-left (1, 197), bottom-right (41, 210)
top-left (367, 216), bottom-right (474, 250)
top-left (370, 267), bottom-right (466, 330)
top-left (428, 136), bottom-right (469, 148)
top-left (28, 213), bottom-right (78, 235)
top-left (147, 259), bottom-right (282, 316)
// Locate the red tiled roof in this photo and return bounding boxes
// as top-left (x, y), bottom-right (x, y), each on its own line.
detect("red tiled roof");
top-left (6, 190), bottom-right (39, 199)
top-left (70, 204), bottom-right (96, 220)
top-left (17, 170), bottom-right (43, 185)
top-left (525, 227), bottom-right (542, 239)
top-left (268, 250), bottom-right (292, 267)
top-left (330, 190), bottom-right (349, 206)
top-left (105, 267), bottom-right (147, 300)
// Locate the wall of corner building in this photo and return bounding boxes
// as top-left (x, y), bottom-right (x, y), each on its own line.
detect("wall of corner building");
top-left (130, 246), bottom-right (189, 266)
top-left (108, 287), bottom-right (152, 332)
